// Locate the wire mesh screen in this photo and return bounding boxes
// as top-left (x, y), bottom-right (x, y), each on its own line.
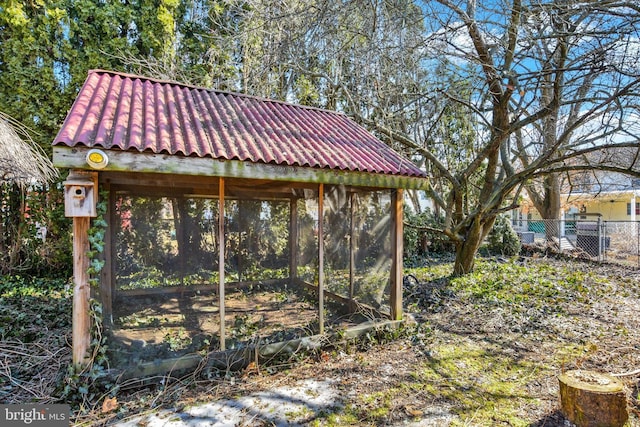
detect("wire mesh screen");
top-left (105, 185), bottom-right (395, 369)
top-left (323, 186), bottom-right (392, 312)
top-left (115, 195), bottom-right (220, 289)
top-left (227, 199), bottom-right (291, 282)
top-left (323, 185), bottom-right (351, 298)
top-left (115, 195), bottom-right (297, 288)
top-left (295, 189), bottom-right (319, 284)
top-left (109, 193), bottom-right (310, 366)
top-left (603, 221), bottom-right (639, 266)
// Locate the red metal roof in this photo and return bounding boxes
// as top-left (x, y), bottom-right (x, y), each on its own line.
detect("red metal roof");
top-left (54, 70), bottom-right (425, 178)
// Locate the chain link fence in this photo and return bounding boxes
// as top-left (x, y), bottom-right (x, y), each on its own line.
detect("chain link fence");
top-left (513, 219), bottom-right (640, 269)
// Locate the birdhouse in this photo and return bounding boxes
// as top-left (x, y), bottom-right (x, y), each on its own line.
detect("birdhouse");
top-left (64, 171), bottom-right (97, 217)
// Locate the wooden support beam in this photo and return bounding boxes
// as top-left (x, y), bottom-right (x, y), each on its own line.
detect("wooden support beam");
top-left (72, 216), bottom-right (91, 366)
top-left (55, 146), bottom-right (430, 190)
top-left (289, 198), bottom-right (299, 284)
top-left (218, 177), bottom-right (226, 351)
top-left (390, 189), bottom-right (403, 321)
top-left (101, 181), bottom-right (114, 326)
top-left (349, 192), bottom-right (356, 300)
top-left (109, 184), bottom-right (117, 323)
top-left (318, 184), bottom-right (325, 334)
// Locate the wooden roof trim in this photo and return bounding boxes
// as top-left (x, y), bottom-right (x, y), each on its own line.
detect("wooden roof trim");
top-left (53, 146), bottom-right (429, 190)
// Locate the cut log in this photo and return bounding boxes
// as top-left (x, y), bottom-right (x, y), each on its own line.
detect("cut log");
top-left (558, 369), bottom-right (628, 427)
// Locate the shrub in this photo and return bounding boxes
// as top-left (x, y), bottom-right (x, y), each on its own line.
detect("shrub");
top-left (0, 181), bottom-right (71, 277)
top-left (486, 215), bottom-right (521, 256)
top-left (404, 209), bottom-right (455, 266)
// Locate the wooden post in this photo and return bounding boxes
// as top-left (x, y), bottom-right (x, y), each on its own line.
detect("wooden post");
top-left (318, 184), bottom-right (325, 334)
top-left (218, 177), bottom-right (226, 351)
top-left (390, 189), bottom-right (403, 321)
top-left (101, 181), bottom-right (113, 326)
top-left (109, 186), bottom-right (117, 320)
top-left (238, 200), bottom-right (243, 282)
top-left (349, 192), bottom-right (356, 300)
top-left (72, 216), bottom-right (91, 366)
top-left (289, 198), bottom-right (299, 285)
top-left (64, 169), bottom-right (97, 367)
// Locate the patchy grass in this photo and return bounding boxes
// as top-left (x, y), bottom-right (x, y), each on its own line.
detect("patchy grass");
top-left (305, 257), bottom-right (639, 426)
top-left (415, 340), bottom-right (544, 426)
top-left (310, 409), bottom-right (360, 426)
top-left (3, 256), bottom-right (640, 427)
top-left (400, 256), bottom-right (640, 426)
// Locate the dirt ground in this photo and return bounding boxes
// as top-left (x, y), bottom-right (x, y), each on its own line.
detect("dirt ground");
top-left (108, 286), bottom-right (317, 366)
top-left (83, 256), bottom-right (640, 426)
top-left (107, 284), bottom-right (362, 368)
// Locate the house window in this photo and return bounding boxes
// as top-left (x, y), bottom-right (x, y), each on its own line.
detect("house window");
top-left (627, 202), bottom-right (640, 215)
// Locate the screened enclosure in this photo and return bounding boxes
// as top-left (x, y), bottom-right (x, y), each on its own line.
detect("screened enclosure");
top-left (101, 180), bottom-right (397, 370)
top-left (54, 70), bottom-right (425, 371)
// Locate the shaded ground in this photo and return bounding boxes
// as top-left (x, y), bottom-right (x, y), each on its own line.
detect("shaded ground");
top-left (106, 281), bottom-right (373, 371)
top-left (2, 256), bottom-right (639, 426)
top-left (108, 285), bottom-right (323, 366)
top-left (82, 255), bottom-right (640, 426)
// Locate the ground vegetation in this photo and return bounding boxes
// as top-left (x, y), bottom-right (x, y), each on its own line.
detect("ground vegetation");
top-left (2, 254), bottom-right (639, 426)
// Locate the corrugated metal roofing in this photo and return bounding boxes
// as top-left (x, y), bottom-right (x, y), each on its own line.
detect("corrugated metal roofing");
top-left (54, 70), bottom-right (426, 178)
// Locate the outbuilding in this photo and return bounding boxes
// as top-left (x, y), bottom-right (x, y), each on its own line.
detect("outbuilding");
top-left (53, 70), bottom-right (427, 376)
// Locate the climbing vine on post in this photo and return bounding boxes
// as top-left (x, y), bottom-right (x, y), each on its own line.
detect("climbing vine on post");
top-left (62, 190), bottom-right (113, 410)
top-left (85, 190), bottom-right (109, 368)
top-left (87, 191), bottom-right (108, 286)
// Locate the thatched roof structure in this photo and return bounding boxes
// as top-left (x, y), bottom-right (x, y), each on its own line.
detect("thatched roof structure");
top-left (0, 112), bottom-right (57, 185)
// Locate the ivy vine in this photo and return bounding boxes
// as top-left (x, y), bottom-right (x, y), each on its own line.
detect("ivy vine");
top-left (61, 190), bottom-right (115, 410)
top-left (87, 190), bottom-right (108, 286)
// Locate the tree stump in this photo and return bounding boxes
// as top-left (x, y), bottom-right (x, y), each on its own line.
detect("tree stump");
top-left (558, 369), bottom-right (628, 427)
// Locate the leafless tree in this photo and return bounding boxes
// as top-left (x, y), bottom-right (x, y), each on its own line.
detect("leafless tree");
top-left (225, 0), bottom-right (640, 274)
top-left (511, 1), bottom-right (640, 223)
top-left (116, 0), bottom-right (640, 274)
top-left (374, 0), bottom-right (640, 273)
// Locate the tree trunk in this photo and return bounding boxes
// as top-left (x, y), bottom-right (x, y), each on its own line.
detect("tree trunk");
top-left (406, 189), bottom-right (422, 215)
top-left (454, 237), bottom-right (479, 276)
top-left (453, 214), bottom-right (496, 275)
top-left (525, 174), bottom-right (562, 242)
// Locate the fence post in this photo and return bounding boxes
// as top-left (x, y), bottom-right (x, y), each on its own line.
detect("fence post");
top-left (558, 219), bottom-right (562, 255)
top-left (603, 221), bottom-right (608, 263)
top-left (597, 217), bottom-right (603, 262)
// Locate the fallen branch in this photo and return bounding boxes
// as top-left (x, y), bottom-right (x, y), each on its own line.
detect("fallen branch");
top-left (610, 368), bottom-right (640, 377)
